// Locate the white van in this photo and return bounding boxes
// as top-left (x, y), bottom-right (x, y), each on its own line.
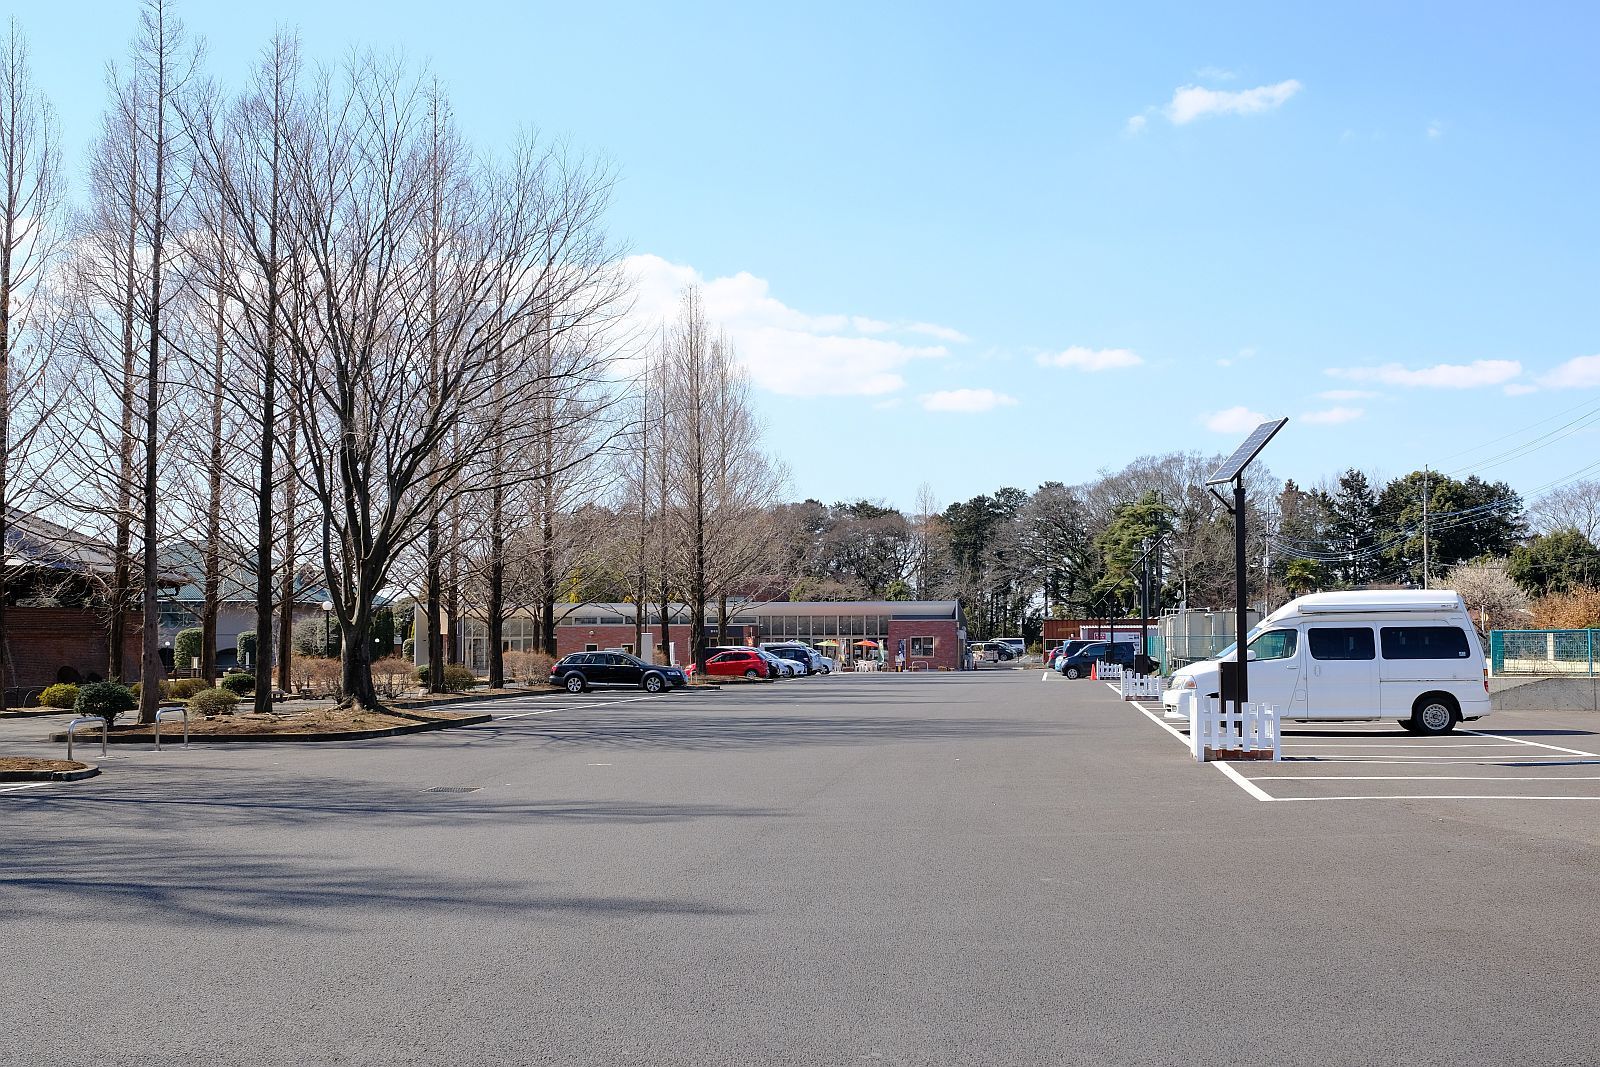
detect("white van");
top-left (1161, 590), bottom-right (1490, 736)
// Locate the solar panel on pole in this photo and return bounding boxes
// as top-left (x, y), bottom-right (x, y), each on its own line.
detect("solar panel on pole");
top-left (1205, 418), bottom-right (1288, 486)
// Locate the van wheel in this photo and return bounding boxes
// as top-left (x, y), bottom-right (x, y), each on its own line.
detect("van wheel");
top-left (1064, 666), bottom-right (1082, 680)
top-left (1411, 694), bottom-right (1459, 736)
top-left (1397, 717), bottom-right (1419, 733)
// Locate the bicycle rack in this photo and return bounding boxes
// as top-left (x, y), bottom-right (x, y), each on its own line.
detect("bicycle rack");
top-left (65, 716), bottom-right (107, 762)
top-left (153, 706), bottom-right (189, 750)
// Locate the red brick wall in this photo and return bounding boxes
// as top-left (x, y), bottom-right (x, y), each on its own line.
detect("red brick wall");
top-left (887, 619), bottom-right (960, 670)
top-left (6, 607), bottom-right (144, 688)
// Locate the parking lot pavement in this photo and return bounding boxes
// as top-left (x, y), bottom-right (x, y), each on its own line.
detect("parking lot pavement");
top-left (1093, 675), bottom-right (1600, 808)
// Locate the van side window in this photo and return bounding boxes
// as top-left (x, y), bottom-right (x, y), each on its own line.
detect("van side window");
top-left (1307, 627), bottom-right (1375, 661)
top-left (1247, 629), bottom-right (1298, 661)
top-left (1380, 626), bottom-right (1471, 660)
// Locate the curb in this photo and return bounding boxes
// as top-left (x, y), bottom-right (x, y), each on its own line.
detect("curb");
top-left (47, 713), bottom-right (492, 745)
top-left (0, 762), bottom-right (101, 782)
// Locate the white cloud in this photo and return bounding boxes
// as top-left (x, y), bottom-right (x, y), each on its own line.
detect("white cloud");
top-left (919, 388), bottom-right (1019, 413)
top-left (1427, 120), bottom-right (1444, 140)
top-left (872, 397), bottom-right (903, 410)
top-left (1165, 79), bottom-right (1302, 124)
top-left (1539, 354), bottom-right (1600, 389)
top-left (1301, 406), bottom-right (1365, 425)
top-left (1327, 359), bottom-right (1522, 389)
top-left (1035, 345), bottom-right (1144, 372)
top-left (1125, 114), bottom-right (1148, 135)
top-left (1204, 406), bottom-right (1268, 434)
top-left (625, 254), bottom-right (959, 397)
top-left (1318, 389), bottom-right (1378, 401)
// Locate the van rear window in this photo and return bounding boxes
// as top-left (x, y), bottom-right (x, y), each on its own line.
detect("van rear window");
top-left (1380, 626), bottom-right (1471, 660)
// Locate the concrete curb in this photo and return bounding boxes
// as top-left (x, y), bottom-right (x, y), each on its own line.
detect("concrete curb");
top-left (0, 762), bottom-right (101, 782)
top-left (47, 713), bottom-right (492, 745)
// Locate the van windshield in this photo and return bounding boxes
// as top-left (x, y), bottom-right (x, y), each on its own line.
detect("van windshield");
top-left (1212, 625), bottom-right (1264, 661)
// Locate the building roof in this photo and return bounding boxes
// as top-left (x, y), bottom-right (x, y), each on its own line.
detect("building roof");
top-left (162, 538), bottom-right (330, 607)
top-left (5, 509), bottom-right (187, 586)
top-left (555, 600), bottom-right (965, 624)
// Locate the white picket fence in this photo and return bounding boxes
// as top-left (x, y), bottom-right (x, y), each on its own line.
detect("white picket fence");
top-left (1095, 661), bottom-right (1124, 681)
top-left (1190, 697), bottom-right (1281, 763)
top-left (1119, 673), bottom-right (1167, 701)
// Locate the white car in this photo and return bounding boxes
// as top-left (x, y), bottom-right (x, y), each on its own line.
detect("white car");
top-left (1162, 590), bottom-right (1490, 736)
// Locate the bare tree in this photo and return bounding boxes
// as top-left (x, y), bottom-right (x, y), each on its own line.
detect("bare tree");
top-left (0, 18), bottom-right (63, 693)
top-left (279, 56), bottom-right (625, 708)
top-left (1530, 480), bottom-right (1600, 542)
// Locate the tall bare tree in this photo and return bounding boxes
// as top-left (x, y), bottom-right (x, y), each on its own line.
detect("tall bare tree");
top-left (0, 19), bottom-right (63, 693)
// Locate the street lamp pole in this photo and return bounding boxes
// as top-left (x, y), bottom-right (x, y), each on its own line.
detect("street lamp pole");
top-left (321, 599), bottom-right (334, 658)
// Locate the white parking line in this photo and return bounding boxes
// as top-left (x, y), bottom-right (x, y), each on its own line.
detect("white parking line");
top-left (1462, 729), bottom-right (1600, 758)
top-left (1273, 794), bottom-right (1600, 803)
top-left (0, 782), bottom-right (49, 795)
top-left (1254, 775), bottom-right (1600, 781)
top-left (1121, 695), bottom-right (1271, 801)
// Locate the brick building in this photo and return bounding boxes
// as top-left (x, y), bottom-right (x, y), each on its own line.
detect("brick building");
top-left (416, 599), bottom-right (970, 672)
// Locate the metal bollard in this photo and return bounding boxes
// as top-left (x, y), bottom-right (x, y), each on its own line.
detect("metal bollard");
top-left (153, 706), bottom-right (189, 751)
top-left (65, 716), bottom-right (108, 762)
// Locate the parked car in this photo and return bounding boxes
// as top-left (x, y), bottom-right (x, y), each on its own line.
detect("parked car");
top-left (1058, 641), bottom-right (1140, 680)
top-left (758, 649), bottom-right (797, 678)
top-left (1050, 640), bottom-right (1094, 672)
top-left (550, 651), bottom-right (687, 694)
top-left (996, 637), bottom-right (1026, 659)
top-left (1161, 590), bottom-right (1490, 736)
top-left (704, 648), bottom-right (772, 679)
top-left (762, 643), bottom-right (824, 675)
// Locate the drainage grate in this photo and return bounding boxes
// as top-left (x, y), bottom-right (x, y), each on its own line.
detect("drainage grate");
top-left (424, 786), bottom-right (481, 793)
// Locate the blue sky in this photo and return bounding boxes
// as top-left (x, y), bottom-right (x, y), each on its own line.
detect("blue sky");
top-left (22, 1), bottom-right (1600, 511)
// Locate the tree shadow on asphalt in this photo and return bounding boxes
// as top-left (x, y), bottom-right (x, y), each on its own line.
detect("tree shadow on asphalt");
top-left (3, 772), bottom-right (783, 831)
top-left (0, 833), bottom-right (751, 930)
top-left (459, 712), bottom-right (1057, 751)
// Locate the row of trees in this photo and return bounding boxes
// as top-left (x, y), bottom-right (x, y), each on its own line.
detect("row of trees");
top-left (0, 6), bottom-right (641, 719)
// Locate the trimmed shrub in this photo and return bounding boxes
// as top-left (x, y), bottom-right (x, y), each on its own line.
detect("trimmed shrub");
top-left (502, 650), bottom-right (555, 684)
top-left (237, 630), bottom-right (257, 667)
top-left (371, 656), bottom-right (415, 698)
top-left (39, 683), bottom-right (79, 709)
top-left (401, 636), bottom-right (415, 661)
top-left (74, 680), bottom-right (136, 724)
top-left (189, 687), bottom-right (240, 716)
top-left (416, 663), bottom-right (477, 692)
top-left (219, 672), bottom-right (256, 696)
top-left (293, 616), bottom-right (341, 658)
top-left (164, 677), bottom-right (210, 700)
top-left (289, 655), bottom-right (342, 697)
top-left (174, 627), bottom-right (205, 671)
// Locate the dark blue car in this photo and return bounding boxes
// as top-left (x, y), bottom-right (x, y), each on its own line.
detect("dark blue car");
top-left (551, 651), bottom-right (687, 694)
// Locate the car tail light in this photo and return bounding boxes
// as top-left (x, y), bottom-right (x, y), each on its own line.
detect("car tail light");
top-left (1484, 667), bottom-right (1489, 694)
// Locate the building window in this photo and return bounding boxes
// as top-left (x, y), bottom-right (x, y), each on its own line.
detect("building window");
top-left (585, 643), bottom-right (599, 652)
top-left (576, 616), bottom-right (599, 625)
top-left (910, 636), bottom-right (936, 658)
top-left (622, 643), bottom-right (635, 655)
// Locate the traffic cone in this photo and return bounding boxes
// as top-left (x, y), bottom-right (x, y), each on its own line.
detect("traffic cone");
top-left (1090, 661), bottom-right (1098, 681)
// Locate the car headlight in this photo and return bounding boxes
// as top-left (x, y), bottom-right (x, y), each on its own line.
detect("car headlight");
top-left (1176, 676), bottom-right (1196, 690)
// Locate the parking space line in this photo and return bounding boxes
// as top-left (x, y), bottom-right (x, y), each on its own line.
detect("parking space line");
top-left (1252, 775), bottom-right (1600, 781)
top-left (1272, 794), bottom-right (1600, 803)
top-left (1462, 729), bottom-right (1600, 758)
top-left (0, 782), bottom-right (49, 795)
top-left (1122, 697), bottom-right (1273, 802)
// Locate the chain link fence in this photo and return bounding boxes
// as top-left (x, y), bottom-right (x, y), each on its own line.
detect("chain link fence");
top-left (1490, 630), bottom-right (1597, 676)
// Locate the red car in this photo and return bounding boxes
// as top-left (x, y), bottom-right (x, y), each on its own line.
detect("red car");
top-left (703, 649), bottom-right (771, 679)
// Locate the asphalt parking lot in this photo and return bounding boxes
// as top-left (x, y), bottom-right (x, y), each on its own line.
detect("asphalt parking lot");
top-left (6, 671), bottom-right (1600, 1065)
top-left (1100, 673), bottom-right (1600, 810)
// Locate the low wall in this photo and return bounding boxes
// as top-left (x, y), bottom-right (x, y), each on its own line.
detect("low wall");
top-left (1490, 675), bottom-right (1600, 713)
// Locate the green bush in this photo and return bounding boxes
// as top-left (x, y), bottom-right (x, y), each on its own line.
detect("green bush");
top-left (219, 672), bottom-right (256, 696)
top-left (415, 663), bottom-right (477, 692)
top-left (39, 683), bottom-right (79, 709)
top-left (74, 680), bottom-right (137, 724)
top-left (174, 627), bottom-right (205, 671)
top-left (189, 687), bottom-right (240, 716)
top-left (293, 616), bottom-right (341, 657)
top-left (164, 677), bottom-right (210, 700)
top-left (237, 630), bottom-right (257, 667)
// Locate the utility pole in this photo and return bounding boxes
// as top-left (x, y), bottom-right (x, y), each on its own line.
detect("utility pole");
top-left (1421, 465), bottom-right (1430, 590)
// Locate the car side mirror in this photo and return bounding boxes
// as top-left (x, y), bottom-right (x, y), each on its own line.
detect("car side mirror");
top-left (1247, 650), bottom-right (1258, 661)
